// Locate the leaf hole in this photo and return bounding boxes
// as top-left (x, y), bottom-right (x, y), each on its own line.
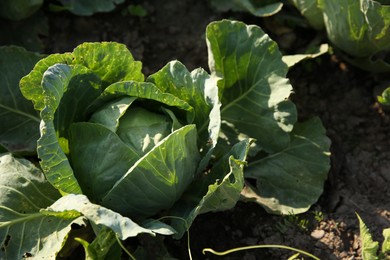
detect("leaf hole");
top-left (2, 234), bottom-right (11, 250)
top-left (228, 174), bottom-right (236, 183)
top-left (22, 252), bottom-right (33, 258)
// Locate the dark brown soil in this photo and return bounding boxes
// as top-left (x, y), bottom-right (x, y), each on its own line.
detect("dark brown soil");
top-left (11, 0), bottom-right (390, 258)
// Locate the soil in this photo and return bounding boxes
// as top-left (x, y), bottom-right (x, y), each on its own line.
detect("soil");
top-left (9, 0), bottom-right (390, 259)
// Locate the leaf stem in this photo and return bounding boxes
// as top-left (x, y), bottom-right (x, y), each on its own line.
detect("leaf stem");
top-left (115, 234), bottom-right (136, 260)
top-left (156, 216), bottom-right (192, 260)
top-left (202, 244), bottom-right (320, 260)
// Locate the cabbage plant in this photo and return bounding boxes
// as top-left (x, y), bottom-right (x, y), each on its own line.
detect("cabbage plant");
top-left (210, 0), bottom-right (283, 17)
top-left (291, 0), bottom-right (390, 72)
top-left (0, 0), bottom-right (125, 20)
top-left (0, 19), bottom-right (330, 258)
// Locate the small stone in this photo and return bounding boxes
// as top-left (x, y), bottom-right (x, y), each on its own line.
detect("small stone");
top-left (339, 251), bottom-right (348, 258)
top-left (311, 229), bottom-right (325, 239)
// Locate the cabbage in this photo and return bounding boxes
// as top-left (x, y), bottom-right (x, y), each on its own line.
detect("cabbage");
top-left (293, 0), bottom-right (390, 71)
top-left (0, 20), bottom-right (330, 258)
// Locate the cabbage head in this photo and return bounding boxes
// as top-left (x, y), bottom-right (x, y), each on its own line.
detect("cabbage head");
top-left (19, 42), bottom-right (223, 221)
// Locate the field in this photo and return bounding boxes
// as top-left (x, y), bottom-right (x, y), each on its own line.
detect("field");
top-left (1, 0), bottom-right (389, 259)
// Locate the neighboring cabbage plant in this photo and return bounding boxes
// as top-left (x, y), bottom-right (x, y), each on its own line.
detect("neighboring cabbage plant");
top-left (291, 0), bottom-right (390, 72)
top-left (214, 0), bottom-right (390, 72)
top-left (0, 0), bottom-right (43, 21)
top-left (210, 0), bottom-right (283, 17)
top-left (0, 20), bottom-right (330, 258)
top-left (0, 0), bottom-right (125, 20)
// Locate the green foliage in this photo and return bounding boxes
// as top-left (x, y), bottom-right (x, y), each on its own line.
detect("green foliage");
top-left (289, 0), bottom-right (324, 29)
top-left (216, 0), bottom-right (390, 72)
top-left (275, 213), bottom-right (310, 233)
top-left (0, 19), bottom-right (331, 257)
top-left (210, 0), bottom-right (283, 17)
top-left (55, 0), bottom-right (125, 15)
top-left (0, 0), bottom-right (126, 19)
top-left (0, 153), bottom-right (81, 259)
top-left (0, 0), bottom-right (43, 21)
top-left (357, 213), bottom-right (390, 260)
top-left (122, 4), bottom-right (148, 17)
top-left (0, 47), bottom-right (44, 154)
top-left (312, 210), bottom-right (324, 223)
top-left (242, 117), bottom-right (331, 214)
top-left (293, 0), bottom-right (390, 72)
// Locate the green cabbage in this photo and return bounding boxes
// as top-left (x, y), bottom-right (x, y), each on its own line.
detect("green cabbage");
top-left (0, 20), bottom-right (331, 257)
top-left (293, 0), bottom-right (390, 71)
top-left (17, 42), bottom-right (225, 221)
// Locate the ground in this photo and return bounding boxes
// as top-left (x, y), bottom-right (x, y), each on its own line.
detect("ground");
top-left (23, 0), bottom-right (390, 258)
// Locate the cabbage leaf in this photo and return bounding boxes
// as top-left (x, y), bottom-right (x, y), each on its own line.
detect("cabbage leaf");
top-left (0, 0), bottom-right (43, 21)
top-left (57, 0), bottom-right (125, 16)
top-left (210, 0), bottom-right (283, 17)
top-left (242, 117), bottom-right (331, 214)
top-left (292, 0), bottom-right (390, 71)
top-left (0, 153), bottom-right (82, 259)
top-left (7, 20), bottom-right (332, 257)
top-left (206, 20), bottom-right (297, 154)
top-left (0, 46), bottom-right (43, 154)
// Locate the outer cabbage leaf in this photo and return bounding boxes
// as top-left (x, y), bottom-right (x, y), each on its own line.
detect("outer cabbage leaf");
top-left (0, 46), bottom-right (43, 154)
top-left (101, 125), bottom-right (200, 219)
top-left (45, 196), bottom-right (171, 259)
top-left (71, 42), bottom-right (144, 85)
top-left (318, 0), bottom-right (390, 58)
top-left (242, 117), bottom-right (331, 214)
top-left (290, 0), bottom-right (325, 29)
top-left (206, 19), bottom-right (297, 154)
top-left (0, 153), bottom-right (84, 259)
top-left (20, 42), bottom-right (144, 111)
top-left (37, 64), bottom-right (102, 194)
top-left (20, 53), bottom-right (73, 111)
top-left (44, 194), bottom-right (154, 239)
top-left (282, 44), bottom-right (329, 67)
top-left (210, 0), bottom-right (283, 17)
top-left (169, 139), bottom-right (252, 238)
top-left (57, 0), bottom-right (125, 16)
top-left (0, 0), bottom-right (43, 21)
